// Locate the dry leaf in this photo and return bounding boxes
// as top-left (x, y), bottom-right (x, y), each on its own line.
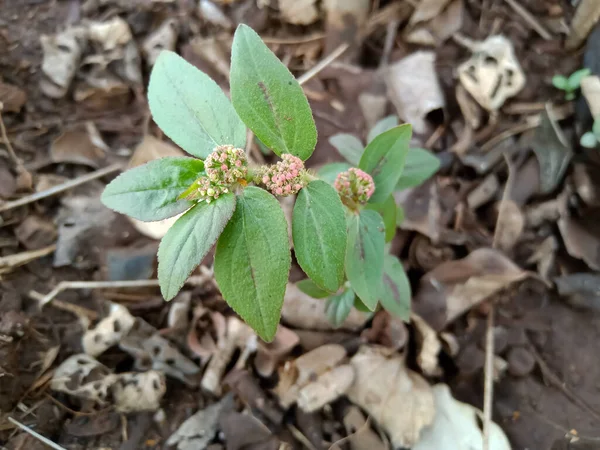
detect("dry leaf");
top-left (198, 0), bottom-right (233, 28)
top-left (187, 35), bottom-right (231, 80)
top-left (187, 306), bottom-right (227, 360)
top-left (15, 215), bottom-right (57, 250)
top-left (413, 248), bottom-right (528, 330)
top-left (82, 303), bottom-right (136, 357)
top-left (467, 174), bottom-right (500, 209)
top-left (558, 214), bottom-right (600, 271)
top-left (278, 0), bottom-right (319, 25)
top-left (347, 346), bottom-right (435, 448)
top-left (566, 0), bottom-right (600, 49)
top-left (254, 325), bottom-right (299, 377)
top-left (343, 406), bottom-right (386, 450)
top-left (410, 0), bottom-right (452, 24)
top-left (298, 364), bottom-right (354, 413)
top-left (554, 273), bottom-right (600, 311)
top-left (411, 313), bottom-right (442, 376)
top-left (0, 81), bottom-right (27, 113)
top-left (457, 35), bottom-right (525, 111)
top-left (405, 0), bottom-right (464, 46)
top-left (323, 0), bottom-right (370, 56)
top-left (219, 410), bottom-right (282, 450)
top-left (50, 128), bottom-right (107, 168)
top-left (385, 51), bottom-right (445, 134)
top-left (166, 399), bottom-right (226, 450)
top-left (282, 283), bottom-right (370, 331)
top-left (51, 354), bottom-right (114, 404)
top-left (143, 19), bottom-right (178, 66)
top-left (73, 73), bottom-right (131, 110)
top-left (111, 371), bottom-right (166, 413)
top-left (581, 75), bottom-right (600, 118)
top-left (493, 199), bottom-right (524, 254)
top-left (87, 17), bottom-right (133, 51)
top-left (412, 384), bottom-right (510, 450)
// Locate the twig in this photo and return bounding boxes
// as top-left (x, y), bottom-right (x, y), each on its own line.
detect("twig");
top-left (482, 307), bottom-right (495, 450)
top-left (35, 272), bottom-right (213, 306)
top-left (0, 163), bottom-right (122, 213)
top-left (0, 107), bottom-right (19, 166)
top-left (8, 416), bottom-right (67, 450)
top-left (503, 0), bottom-right (552, 40)
top-left (297, 43), bottom-right (350, 86)
top-left (379, 19), bottom-right (399, 68)
top-left (0, 244), bottom-right (56, 271)
top-left (262, 33), bottom-right (326, 45)
top-left (29, 290), bottom-right (98, 320)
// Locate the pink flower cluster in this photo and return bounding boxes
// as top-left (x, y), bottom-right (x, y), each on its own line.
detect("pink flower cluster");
top-left (261, 154), bottom-right (306, 196)
top-left (194, 177), bottom-right (229, 203)
top-left (205, 145), bottom-right (248, 185)
top-left (335, 168), bottom-right (375, 205)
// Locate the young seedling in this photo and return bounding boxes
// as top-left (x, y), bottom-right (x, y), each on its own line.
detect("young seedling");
top-left (552, 68), bottom-right (591, 101)
top-left (101, 25), bottom-right (413, 341)
top-left (580, 117), bottom-right (600, 149)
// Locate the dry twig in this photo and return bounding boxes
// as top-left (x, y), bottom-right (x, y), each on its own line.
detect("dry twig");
top-left (503, 0), bottom-right (552, 40)
top-left (8, 417), bottom-right (67, 450)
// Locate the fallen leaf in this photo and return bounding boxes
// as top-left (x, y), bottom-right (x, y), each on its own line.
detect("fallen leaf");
top-left (254, 325), bottom-right (299, 377)
top-left (467, 174), bottom-right (500, 209)
top-left (361, 310), bottom-right (408, 351)
top-left (14, 215), bottom-right (57, 250)
top-left (558, 209), bottom-right (600, 271)
top-left (198, 0), bottom-right (234, 28)
top-left (111, 371), bottom-right (166, 413)
top-left (347, 346), bottom-right (435, 448)
top-left (385, 51), bottom-right (445, 134)
top-left (412, 384), bottom-right (510, 450)
top-left (225, 370), bottom-right (284, 423)
top-left (298, 364), bottom-right (354, 413)
top-left (50, 354), bottom-right (114, 404)
top-left (413, 248), bottom-right (528, 331)
top-left (566, 0), bottom-right (600, 49)
top-left (87, 17), bottom-right (133, 51)
top-left (82, 303), bottom-right (136, 357)
top-left (343, 406), bottom-right (386, 450)
top-left (457, 35), bottom-right (525, 111)
top-left (142, 19), bottom-right (178, 66)
top-left (166, 398), bottom-right (226, 450)
top-left (323, 0), bottom-right (370, 57)
top-left (220, 411), bottom-right (281, 450)
top-left (50, 128), bottom-right (107, 168)
top-left (187, 306), bottom-right (227, 360)
top-left (73, 73), bottom-right (131, 110)
top-left (531, 106), bottom-right (572, 194)
top-left (279, 0), bottom-right (319, 25)
top-left (411, 313), bottom-right (442, 376)
top-left (409, 0), bottom-right (452, 24)
top-left (0, 165), bottom-right (16, 199)
top-left (104, 243), bottom-right (159, 281)
top-left (186, 35), bottom-right (231, 80)
top-left (0, 81), bottom-right (27, 113)
top-left (281, 283), bottom-right (370, 331)
top-left (405, 0), bottom-right (464, 46)
top-left (555, 273), bottom-right (600, 311)
top-left (581, 75), bottom-right (600, 119)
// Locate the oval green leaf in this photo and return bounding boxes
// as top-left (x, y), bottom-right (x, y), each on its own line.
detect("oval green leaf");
top-left (359, 124), bottom-right (412, 203)
top-left (230, 24), bottom-right (317, 161)
top-left (329, 133), bottom-right (364, 166)
top-left (366, 195), bottom-right (397, 243)
top-left (379, 254), bottom-right (411, 321)
top-left (396, 148), bottom-right (440, 191)
top-left (318, 162), bottom-right (352, 185)
top-left (345, 209), bottom-right (385, 310)
top-left (293, 180), bottom-right (346, 293)
top-left (214, 187), bottom-right (291, 341)
top-left (148, 51), bottom-right (247, 159)
top-left (158, 193), bottom-right (236, 300)
top-left (101, 157), bottom-right (204, 222)
top-left (296, 279), bottom-right (330, 299)
top-left (325, 288), bottom-right (355, 328)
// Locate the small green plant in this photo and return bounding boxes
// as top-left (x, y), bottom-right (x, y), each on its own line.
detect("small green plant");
top-left (101, 25), bottom-right (422, 340)
top-left (552, 68), bottom-right (591, 101)
top-left (580, 117), bottom-right (600, 148)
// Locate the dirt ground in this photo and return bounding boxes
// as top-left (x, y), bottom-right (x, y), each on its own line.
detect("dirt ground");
top-left (2, 0), bottom-right (600, 449)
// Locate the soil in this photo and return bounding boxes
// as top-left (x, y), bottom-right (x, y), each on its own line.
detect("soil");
top-left (2, 1), bottom-right (600, 449)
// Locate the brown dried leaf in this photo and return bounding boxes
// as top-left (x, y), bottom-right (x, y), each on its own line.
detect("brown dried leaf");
top-left (87, 17), bottom-right (133, 51)
top-left (411, 313), bottom-right (442, 376)
top-left (347, 346), bottom-right (435, 448)
top-left (279, 0), bottom-right (319, 25)
top-left (410, 0), bottom-right (452, 24)
top-left (0, 81), bottom-right (27, 113)
top-left (493, 200), bottom-right (524, 254)
top-left (167, 399), bottom-right (226, 450)
top-left (297, 365), bottom-right (354, 413)
top-left (405, 0), bottom-right (464, 46)
top-left (82, 303), bottom-right (136, 357)
top-left (558, 214), bottom-right (600, 271)
top-left (50, 128), bottom-right (107, 168)
top-left (413, 248), bottom-right (528, 330)
top-left (282, 283), bottom-right (370, 331)
top-left (15, 215), bottom-right (57, 250)
top-left (581, 75), bottom-right (600, 118)
top-left (142, 19), bottom-right (178, 66)
top-left (187, 306), bottom-right (227, 360)
top-left (566, 0), bottom-right (600, 49)
top-left (40, 27), bottom-right (86, 98)
top-left (111, 371), bottom-right (166, 413)
top-left (254, 325), bottom-right (299, 377)
top-left (343, 406), bottom-right (386, 450)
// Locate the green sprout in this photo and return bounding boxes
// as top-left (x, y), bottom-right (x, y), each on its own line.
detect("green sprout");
top-left (552, 68), bottom-right (591, 101)
top-left (580, 117), bottom-right (600, 149)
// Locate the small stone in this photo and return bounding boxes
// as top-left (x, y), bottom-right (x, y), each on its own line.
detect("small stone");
top-left (507, 347), bottom-right (535, 377)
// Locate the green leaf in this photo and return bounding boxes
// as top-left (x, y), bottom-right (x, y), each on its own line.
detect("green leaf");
top-left (345, 209), bottom-right (385, 310)
top-left (567, 68), bottom-right (591, 90)
top-left (293, 181), bottom-right (347, 293)
top-left (379, 254), bottom-right (411, 321)
top-left (158, 193), bottom-right (236, 300)
top-left (148, 51), bottom-right (246, 159)
top-left (367, 115), bottom-right (399, 144)
top-left (101, 157), bottom-right (204, 222)
top-left (581, 131), bottom-right (598, 148)
top-left (551, 75), bottom-right (568, 91)
top-left (230, 24), bottom-right (317, 161)
top-left (296, 279), bottom-right (330, 299)
top-left (593, 118), bottom-right (600, 140)
top-left (318, 162), bottom-right (352, 185)
top-left (353, 295), bottom-right (372, 312)
top-left (396, 148), bottom-right (440, 190)
top-left (359, 124), bottom-right (412, 203)
top-left (214, 187), bottom-right (291, 341)
top-left (325, 288), bottom-right (355, 328)
top-left (366, 195), bottom-right (397, 242)
top-left (396, 204), bottom-right (405, 226)
top-left (329, 133), bottom-right (364, 166)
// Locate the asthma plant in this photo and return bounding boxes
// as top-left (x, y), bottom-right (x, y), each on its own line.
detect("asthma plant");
top-left (102, 24), bottom-right (416, 341)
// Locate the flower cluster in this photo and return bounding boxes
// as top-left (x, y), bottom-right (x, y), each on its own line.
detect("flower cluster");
top-left (260, 154), bottom-right (306, 196)
top-left (205, 145), bottom-right (248, 184)
top-left (335, 168), bottom-right (375, 206)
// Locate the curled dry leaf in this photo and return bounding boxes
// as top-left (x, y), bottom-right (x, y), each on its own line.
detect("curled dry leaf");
top-left (143, 19), bottom-right (178, 66)
top-left (166, 398), bottom-right (226, 450)
top-left (274, 344), bottom-right (350, 410)
top-left (74, 72), bottom-right (131, 111)
top-left (347, 346), bottom-right (435, 448)
top-left (201, 316), bottom-right (256, 395)
top-left (413, 248), bottom-right (528, 331)
top-left (493, 199), bottom-right (524, 254)
top-left (167, 291), bottom-right (192, 330)
top-left (298, 364), bottom-right (354, 413)
top-left (51, 354), bottom-right (114, 404)
top-left (82, 302), bottom-right (136, 357)
top-left (50, 128), bottom-right (107, 168)
top-left (15, 215), bottom-right (57, 250)
top-left (467, 174), bottom-right (500, 209)
top-left (558, 208), bottom-right (600, 271)
top-left (87, 17), bottom-right (133, 51)
top-left (220, 410), bottom-right (282, 450)
top-left (198, 0), bottom-right (233, 28)
top-left (526, 235), bottom-right (557, 280)
top-left (385, 51), bottom-right (445, 134)
top-left (412, 384), bottom-right (510, 450)
top-left (405, 0), bottom-right (464, 46)
top-left (361, 310), bottom-right (408, 351)
top-left (40, 27), bottom-right (87, 98)
top-left (282, 283), bottom-right (370, 331)
top-left (187, 306), bottom-right (227, 360)
top-left (255, 325), bottom-right (299, 377)
top-left (224, 370), bottom-right (284, 424)
top-left (566, 0), bottom-right (600, 49)
top-left (343, 406), bottom-right (386, 450)
top-left (411, 313), bottom-right (442, 377)
top-left (111, 371), bottom-right (166, 413)
top-left (409, 0), bottom-right (452, 24)
top-left (457, 35), bottom-right (525, 111)
top-left (278, 0), bottom-right (319, 25)
top-left (0, 80), bottom-right (27, 113)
